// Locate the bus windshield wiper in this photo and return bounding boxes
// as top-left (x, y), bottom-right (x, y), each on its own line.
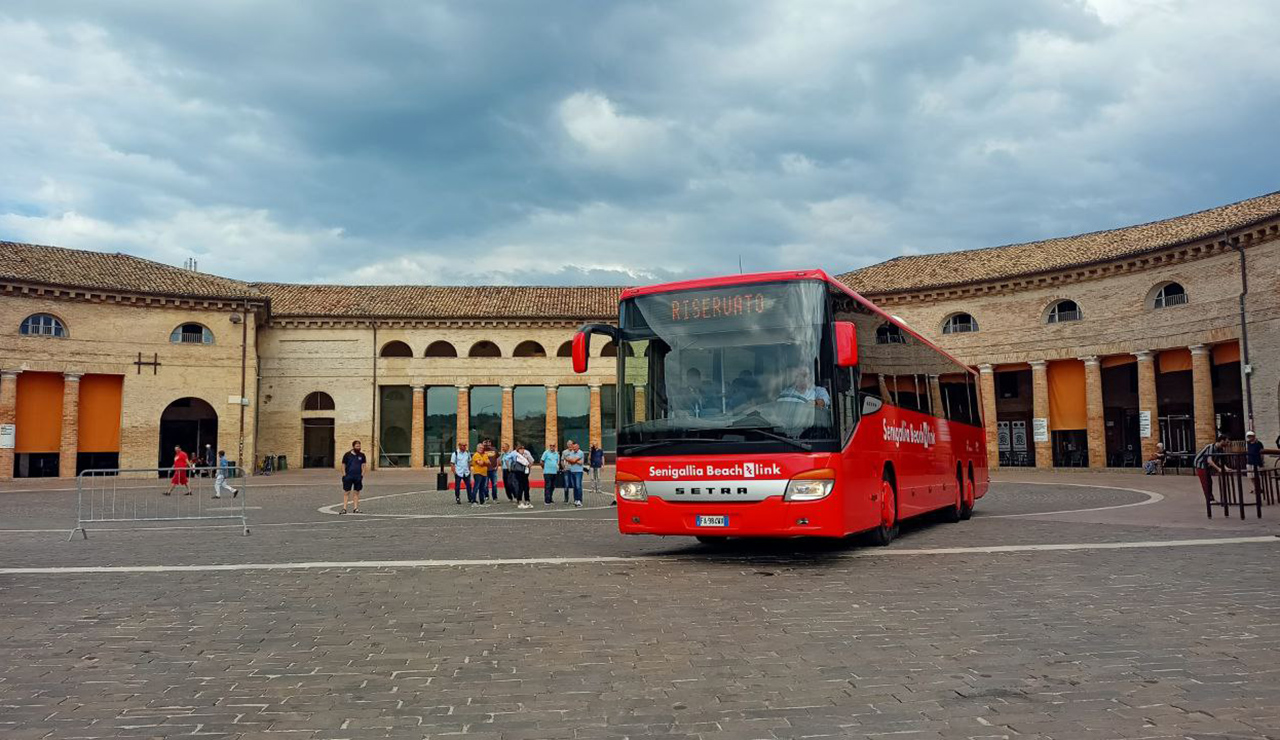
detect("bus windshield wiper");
top-left (731, 427), bottom-right (812, 451)
top-left (620, 438), bottom-right (737, 455)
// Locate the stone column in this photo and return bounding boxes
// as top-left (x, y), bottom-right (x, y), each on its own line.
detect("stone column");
top-left (588, 382), bottom-right (603, 448)
top-left (633, 387), bottom-right (647, 422)
top-left (455, 384), bottom-right (470, 450)
top-left (1081, 357), bottom-right (1105, 468)
top-left (0, 370), bottom-right (19, 480)
top-left (545, 384), bottom-right (559, 451)
top-left (1135, 351), bottom-right (1159, 461)
top-left (500, 385), bottom-right (515, 449)
top-left (1190, 344), bottom-right (1215, 449)
top-left (976, 365), bottom-right (999, 469)
top-left (1030, 360), bottom-right (1051, 469)
top-left (59, 373), bottom-right (82, 478)
top-left (410, 385), bottom-right (425, 469)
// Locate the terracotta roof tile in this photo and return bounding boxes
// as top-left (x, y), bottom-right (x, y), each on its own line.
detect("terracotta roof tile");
top-left (0, 240), bottom-right (260, 299)
top-left (255, 283), bottom-right (622, 320)
top-left (838, 191), bottom-right (1280, 295)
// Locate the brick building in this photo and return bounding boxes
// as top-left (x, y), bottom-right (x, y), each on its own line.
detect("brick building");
top-left (2, 192), bottom-right (1277, 479)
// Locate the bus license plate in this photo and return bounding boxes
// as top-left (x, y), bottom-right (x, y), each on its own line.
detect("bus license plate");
top-left (696, 515), bottom-right (728, 527)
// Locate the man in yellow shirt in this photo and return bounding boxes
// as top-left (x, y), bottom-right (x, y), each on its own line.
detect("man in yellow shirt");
top-left (470, 443), bottom-right (491, 506)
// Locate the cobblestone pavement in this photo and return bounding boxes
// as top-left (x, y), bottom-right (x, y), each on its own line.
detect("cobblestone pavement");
top-left (2, 470), bottom-right (1278, 739)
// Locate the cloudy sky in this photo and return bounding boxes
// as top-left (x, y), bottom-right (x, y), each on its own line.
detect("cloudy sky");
top-left (1, 1), bottom-right (1277, 286)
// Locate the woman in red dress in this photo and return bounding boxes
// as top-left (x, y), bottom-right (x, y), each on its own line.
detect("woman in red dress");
top-left (165, 445), bottom-right (192, 496)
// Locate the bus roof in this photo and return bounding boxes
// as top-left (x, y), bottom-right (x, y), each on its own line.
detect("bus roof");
top-left (618, 268), bottom-right (976, 377)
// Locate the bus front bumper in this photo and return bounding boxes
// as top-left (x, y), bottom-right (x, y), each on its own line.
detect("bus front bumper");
top-left (616, 496), bottom-right (846, 538)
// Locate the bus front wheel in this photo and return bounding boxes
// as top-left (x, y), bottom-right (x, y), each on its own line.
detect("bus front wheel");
top-left (868, 476), bottom-right (899, 546)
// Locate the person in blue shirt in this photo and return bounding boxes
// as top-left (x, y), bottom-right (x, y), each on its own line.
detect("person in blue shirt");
top-left (339, 440), bottom-right (366, 514)
top-left (561, 440), bottom-right (585, 507)
top-left (449, 441), bottom-right (473, 504)
top-left (540, 442), bottom-right (560, 505)
top-left (212, 449), bottom-right (238, 499)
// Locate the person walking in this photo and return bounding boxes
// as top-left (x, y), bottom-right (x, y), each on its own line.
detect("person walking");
top-left (164, 445), bottom-right (192, 496)
top-left (540, 442), bottom-right (560, 505)
top-left (589, 444), bottom-right (604, 486)
top-left (212, 449), bottom-right (239, 499)
top-left (1193, 434), bottom-right (1229, 504)
top-left (561, 439), bottom-right (585, 507)
top-left (450, 441), bottom-right (473, 504)
top-left (470, 442), bottom-right (491, 506)
top-left (339, 440), bottom-right (367, 514)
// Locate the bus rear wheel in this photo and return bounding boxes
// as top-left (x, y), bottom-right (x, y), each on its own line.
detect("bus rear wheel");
top-left (941, 482), bottom-right (962, 524)
top-left (868, 476), bottom-right (899, 546)
top-left (961, 475), bottom-right (975, 520)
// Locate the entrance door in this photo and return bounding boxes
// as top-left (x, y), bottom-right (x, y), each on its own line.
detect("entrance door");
top-left (303, 418), bottom-right (335, 468)
top-left (1159, 414), bottom-right (1194, 454)
top-left (159, 397), bottom-right (219, 473)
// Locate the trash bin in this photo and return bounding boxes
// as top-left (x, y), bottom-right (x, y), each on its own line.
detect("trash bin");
top-left (277, 455), bottom-right (287, 471)
top-left (227, 461), bottom-right (240, 478)
top-left (436, 471), bottom-right (449, 491)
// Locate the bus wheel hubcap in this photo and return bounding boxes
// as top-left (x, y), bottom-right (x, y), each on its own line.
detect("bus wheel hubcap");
top-left (881, 482), bottom-right (896, 527)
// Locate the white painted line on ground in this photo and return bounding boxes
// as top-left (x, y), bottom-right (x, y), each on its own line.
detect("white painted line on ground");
top-left (2, 536), bottom-right (1274, 575)
top-left (983, 481), bottom-right (1164, 518)
top-left (316, 489), bottom-right (616, 518)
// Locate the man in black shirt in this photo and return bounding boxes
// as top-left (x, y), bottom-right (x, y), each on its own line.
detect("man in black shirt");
top-left (340, 440), bottom-right (367, 514)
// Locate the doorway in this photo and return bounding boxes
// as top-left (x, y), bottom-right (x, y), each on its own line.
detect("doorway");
top-left (159, 397), bottom-right (219, 473)
top-left (303, 418), bottom-right (336, 468)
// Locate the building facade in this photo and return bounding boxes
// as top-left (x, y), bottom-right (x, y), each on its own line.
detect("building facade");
top-left (2, 192), bottom-right (1277, 479)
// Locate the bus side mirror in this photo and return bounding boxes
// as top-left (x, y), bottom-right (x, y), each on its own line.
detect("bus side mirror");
top-left (572, 332), bottom-right (589, 374)
top-left (835, 321), bottom-right (858, 367)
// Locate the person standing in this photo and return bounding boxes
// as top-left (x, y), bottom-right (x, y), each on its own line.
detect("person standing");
top-left (506, 442), bottom-right (535, 509)
top-left (470, 443), bottom-right (491, 506)
top-left (541, 442), bottom-right (560, 505)
top-left (1244, 431), bottom-right (1265, 493)
top-left (339, 440), bottom-right (367, 514)
top-left (589, 444), bottom-right (604, 485)
top-left (500, 442), bottom-right (516, 502)
top-left (203, 443), bottom-right (215, 477)
top-left (1193, 434), bottom-right (1229, 504)
top-left (483, 438), bottom-right (500, 504)
top-left (212, 449), bottom-right (239, 499)
top-left (449, 441), bottom-right (473, 504)
top-left (165, 445), bottom-right (192, 496)
top-left (561, 440), bottom-right (585, 507)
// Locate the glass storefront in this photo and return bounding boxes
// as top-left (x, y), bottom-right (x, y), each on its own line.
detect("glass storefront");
top-left (557, 385), bottom-right (590, 450)
top-left (425, 386), bottom-right (457, 467)
top-left (379, 385), bottom-right (412, 467)
top-left (513, 386), bottom-right (547, 458)
top-left (469, 386), bottom-right (502, 448)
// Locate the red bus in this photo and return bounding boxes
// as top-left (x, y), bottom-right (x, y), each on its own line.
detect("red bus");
top-left (572, 269), bottom-right (988, 544)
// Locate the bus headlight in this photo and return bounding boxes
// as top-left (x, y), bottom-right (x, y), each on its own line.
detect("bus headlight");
top-left (616, 473), bottom-right (647, 501)
top-left (784, 469), bottom-right (836, 501)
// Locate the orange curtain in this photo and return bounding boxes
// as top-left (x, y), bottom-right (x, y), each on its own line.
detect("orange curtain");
top-left (15, 372), bottom-right (64, 453)
top-left (78, 375), bottom-right (123, 453)
top-left (1158, 348), bottom-right (1191, 374)
top-left (1047, 360), bottom-right (1086, 431)
top-left (1212, 341), bottom-right (1240, 366)
top-left (1101, 355), bottom-right (1136, 369)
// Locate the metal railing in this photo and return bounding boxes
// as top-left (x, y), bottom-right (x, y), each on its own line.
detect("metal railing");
top-left (1203, 452), bottom-right (1278, 520)
top-left (69, 466), bottom-right (250, 540)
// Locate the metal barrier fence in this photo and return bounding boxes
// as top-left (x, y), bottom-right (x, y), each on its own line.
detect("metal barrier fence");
top-left (69, 467), bottom-right (250, 540)
top-left (1203, 452), bottom-right (1279, 520)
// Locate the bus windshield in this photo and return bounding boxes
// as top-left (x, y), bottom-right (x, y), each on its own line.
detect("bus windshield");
top-left (618, 280), bottom-right (837, 455)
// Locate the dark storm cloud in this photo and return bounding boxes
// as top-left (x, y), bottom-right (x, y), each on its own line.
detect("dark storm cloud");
top-left (1, 1), bottom-right (1277, 286)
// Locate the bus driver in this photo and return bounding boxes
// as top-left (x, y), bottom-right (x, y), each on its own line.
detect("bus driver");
top-left (776, 365), bottom-right (830, 409)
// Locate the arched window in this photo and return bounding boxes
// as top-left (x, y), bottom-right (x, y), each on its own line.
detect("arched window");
top-left (380, 340), bottom-right (413, 358)
top-left (941, 313), bottom-right (978, 335)
top-left (302, 392), bottom-right (335, 411)
top-left (1045, 299), bottom-right (1082, 324)
top-left (556, 341), bottom-right (574, 358)
top-left (1152, 282), bottom-right (1188, 309)
top-left (19, 313), bottom-right (66, 337)
top-left (513, 340), bottom-right (546, 358)
top-left (600, 341), bottom-right (618, 357)
top-left (170, 323), bottom-right (213, 344)
top-left (875, 323), bottom-right (905, 344)
top-left (424, 340), bottom-right (458, 358)
top-left (469, 341), bottom-right (501, 358)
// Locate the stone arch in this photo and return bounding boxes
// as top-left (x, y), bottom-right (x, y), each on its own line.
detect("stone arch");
top-left (302, 391), bottom-right (335, 411)
top-left (556, 341), bottom-right (574, 358)
top-left (425, 340), bottom-right (458, 357)
top-left (469, 341), bottom-right (502, 358)
top-left (158, 397), bottom-right (218, 470)
top-left (1147, 280), bottom-right (1188, 310)
top-left (1044, 299), bottom-right (1082, 324)
top-left (380, 340), bottom-right (413, 358)
top-left (513, 340), bottom-right (546, 358)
